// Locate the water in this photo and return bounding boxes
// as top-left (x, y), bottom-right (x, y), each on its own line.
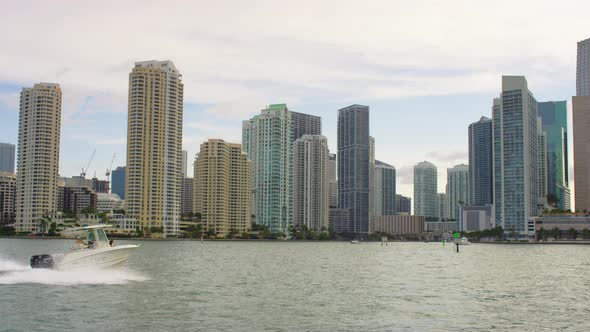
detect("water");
top-left (1, 239), bottom-right (590, 331)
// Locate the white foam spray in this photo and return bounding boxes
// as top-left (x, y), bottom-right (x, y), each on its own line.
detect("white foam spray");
top-left (0, 258), bottom-right (148, 286)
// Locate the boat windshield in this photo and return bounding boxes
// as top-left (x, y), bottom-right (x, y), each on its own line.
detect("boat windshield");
top-left (97, 229), bottom-right (109, 244)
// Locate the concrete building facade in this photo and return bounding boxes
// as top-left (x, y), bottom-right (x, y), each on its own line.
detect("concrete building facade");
top-left (96, 193), bottom-right (124, 213)
top-left (370, 215), bottom-right (425, 235)
top-left (181, 177), bottom-right (193, 215)
top-left (15, 83), bottom-right (62, 233)
top-left (194, 139), bottom-right (252, 237)
top-left (577, 38), bottom-right (590, 96)
top-left (293, 135), bottom-right (329, 233)
top-left (125, 60), bottom-right (183, 236)
top-left (573, 96), bottom-right (590, 212)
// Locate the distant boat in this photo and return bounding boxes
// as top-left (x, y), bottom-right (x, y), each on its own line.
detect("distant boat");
top-left (455, 237), bottom-right (470, 245)
top-left (350, 239), bottom-right (359, 244)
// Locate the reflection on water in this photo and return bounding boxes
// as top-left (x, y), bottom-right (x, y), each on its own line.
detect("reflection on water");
top-left (1, 238), bottom-right (590, 331)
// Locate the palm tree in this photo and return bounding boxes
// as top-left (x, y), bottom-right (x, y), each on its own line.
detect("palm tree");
top-left (569, 228), bottom-right (578, 240)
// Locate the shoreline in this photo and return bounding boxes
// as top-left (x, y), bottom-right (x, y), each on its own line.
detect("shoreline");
top-left (2, 235), bottom-right (590, 245)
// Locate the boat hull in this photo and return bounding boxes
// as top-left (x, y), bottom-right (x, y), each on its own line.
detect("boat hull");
top-left (44, 245), bottom-right (139, 270)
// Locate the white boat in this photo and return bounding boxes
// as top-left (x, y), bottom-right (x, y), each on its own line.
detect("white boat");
top-left (457, 237), bottom-right (470, 245)
top-left (350, 240), bottom-right (359, 244)
top-left (30, 225), bottom-right (139, 270)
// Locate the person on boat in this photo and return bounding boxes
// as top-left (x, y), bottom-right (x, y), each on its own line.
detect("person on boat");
top-left (72, 237), bottom-right (87, 250)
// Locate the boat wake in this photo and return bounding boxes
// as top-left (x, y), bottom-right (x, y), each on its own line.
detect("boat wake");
top-left (0, 258), bottom-right (148, 286)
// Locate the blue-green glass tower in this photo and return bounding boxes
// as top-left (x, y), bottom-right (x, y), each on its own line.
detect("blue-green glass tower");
top-left (538, 101), bottom-right (570, 211)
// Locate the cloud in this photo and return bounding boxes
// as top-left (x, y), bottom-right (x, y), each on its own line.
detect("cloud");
top-left (426, 150), bottom-right (468, 165)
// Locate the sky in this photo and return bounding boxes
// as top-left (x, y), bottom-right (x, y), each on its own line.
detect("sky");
top-left (0, 0), bottom-right (587, 204)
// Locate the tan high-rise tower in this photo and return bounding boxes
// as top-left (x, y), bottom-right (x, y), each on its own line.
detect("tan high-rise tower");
top-left (193, 139), bottom-right (251, 237)
top-left (125, 60), bottom-right (183, 237)
top-left (16, 83), bottom-right (62, 233)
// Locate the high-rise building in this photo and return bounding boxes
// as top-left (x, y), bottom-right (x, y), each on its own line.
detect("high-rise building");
top-left (58, 186), bottom-right (97, 216)
top-left (111, 166), bottom-right (126, 200)
top-left (60, 176), bottom-right (93, 189)
top-left (438, 193), bottom-right (449, 221)
top-left (577, 38), bottom-right (590, 96)
top-left (538, 101), bottom-right (570, 210)
top-left (373, 160), bottom-right (396, 216)
top-left (537, 120), bottom-right (548, 205)
top-left (242, 104), bottom-right (321, 234)
top-left (292, 135), bottom-right (329, 233)
top-left (395, 194), bottom-right (411, 215)
top-left (369, 136), bottom-right (375, 221)
top-left (413, 161), bottom-right (438, 219)
top-left (193, 139), bottom-right (251, 237)
top-left (447, 164), bottom-right (469, 220)
top-left (0, 143), bottom-right (15, 174)
top-left (0, 171), bottom-right (16, 226)
top-left (573, 96), bottom-right (590, 212)
top-left (338, 104), bottom-right (370, 236)
top-left (181, 177), bottom-right (193, 215)
top-left (15, 83), bottom-right (62, 233)
top-left (468, 117), bottom-right (493, 206)
top-left (92, 177), bottom-right (110, 194)
top-left (125, 60), bottom-right (183, 237)
top-left (493, 76), bottom-right (539, 236)
top-left (328, 153), bottom-right (337, 208)
top-left (182, 150), bottom-right (188, 178)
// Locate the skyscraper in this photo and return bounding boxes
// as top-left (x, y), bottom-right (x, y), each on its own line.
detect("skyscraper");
top-left (328, 153), bottom-right (337, 208)
top-left (537, 121), bottom-right (548, 205)
top-left (0, 171), bottom-right (16, 226)
top-left (0, 143), bottom-right (15, 173)
top-left (573, 96), bottom-right (590, 212)
top-left (538, 101), bottom-right (570, 210)
top-left (15, 83), bottom-right (62, 233)
top-left (125, 60), bottom-right (183, 237)
top-left (292, 135), bottom-right (329, 233)
top-left (577, 37), bottom-right (590, 96)
top-left (181, 177), bottom-right (193, 215)
top-left (182, 150), bottom-right (188, 179)
top-left (447, 164), bottom-right (469, 220)
top-left (438, 193), bottom-right (449, 221)
top-left (493, 76), bottom-right (539, 236)
top-left (111, 166), bottom-right (126, 200)
top-left (373, 160), bottom-right (396, 216)
top-left (413, 161), bottom-right (437, 219)
top-left (338, 104), bottom-right (370, 236)
top-left (193, 139), bottom-right (251, 237)
top-left (395, 194), bottom-right (411, 215)
top-left (242, 104), bottom-right (321, 234)
top-left (468, 117), bottom-right (493, 206)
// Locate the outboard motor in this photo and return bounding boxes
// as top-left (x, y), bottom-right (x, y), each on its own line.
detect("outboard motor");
top-left (30, 254), bottom-right (55, 269)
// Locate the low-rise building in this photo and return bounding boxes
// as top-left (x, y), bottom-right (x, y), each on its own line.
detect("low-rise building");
top-left (425, 221), bottom-right (459, 233)
top-left (533, 214), bottom-right (590, 240)
top-left (370, 215), bottom-right (425, 235)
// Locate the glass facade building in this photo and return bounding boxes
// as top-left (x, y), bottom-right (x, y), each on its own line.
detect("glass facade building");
top-left (373, 160), bottom-right (396, 216)
top-left (538, 101), bottom-right (570, 211)
top-left (337, 104), bottom-right (370, 236)
top-left (468, 117), bottom-right (493, 206)
top-left (493, 76), bottom-right (539, 236)
top-left (111, 166), bottom-right (126, 200)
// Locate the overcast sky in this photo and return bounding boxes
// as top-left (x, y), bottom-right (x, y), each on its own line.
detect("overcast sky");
top-left (0, 0), bottom-right (587, 201)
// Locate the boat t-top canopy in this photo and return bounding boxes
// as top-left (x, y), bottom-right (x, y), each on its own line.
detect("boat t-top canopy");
top-left (65, 225), bottom-right (114, 232)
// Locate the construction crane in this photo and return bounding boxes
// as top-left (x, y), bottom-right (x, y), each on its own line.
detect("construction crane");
top-left (105, 153), bottom-right (116, 180)
top-left (80, 149), bottom-right (96, 179)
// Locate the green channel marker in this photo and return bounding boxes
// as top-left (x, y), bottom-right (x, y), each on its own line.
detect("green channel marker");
top-left (453, 232), bottom-right (459, 239)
